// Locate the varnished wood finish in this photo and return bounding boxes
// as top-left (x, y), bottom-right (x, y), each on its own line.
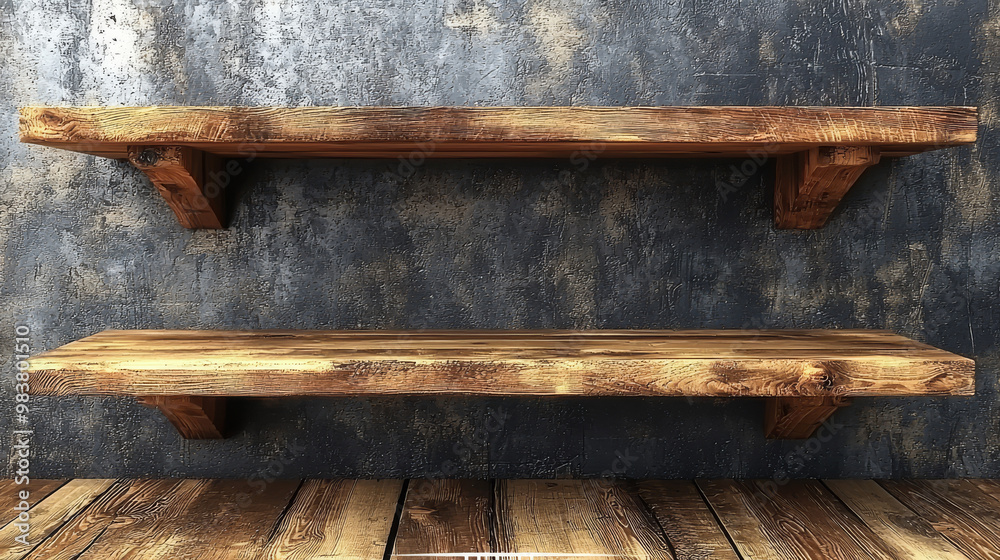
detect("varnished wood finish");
top-left (259, 479), bottom-right (403, 560)
top-left (394, 480), bottom-right (491, 557)
top-left (137, 396), bottom-right (226, 439)
top-left (764, 396), bottom-right (851, 439)
top-left (880, 480), bottom-right (1000, 559)
top-left (20, 106), bottom-right (977, 158)
top-left (635, 480), bottom-right (740, 560)
top-left (10, 478), bottom-right (1000, 559)
top-left (29, 329), bottom-right (974, 439)
top-left (699, 479), bottom-right (898, 559)
top-left (127, 146), bottom-right (225, 228)
top-left (494, 479), bottom-right (675, 559)
top-left (826, 480), bottom-right (969, 559)
top-left (29, 329), bottom-right (974, 398)
top-left (19, 106), bottom-right (976, 228)
top-left (774, 146), bottom-right (881, 228)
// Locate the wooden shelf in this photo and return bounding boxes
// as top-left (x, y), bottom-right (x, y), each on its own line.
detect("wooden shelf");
top-left (19, 106), bottom-right (977, 229)
top-left (28, 329), bottom-right (974, 439)
top-left (12, 478), bottom-right (1000, 558)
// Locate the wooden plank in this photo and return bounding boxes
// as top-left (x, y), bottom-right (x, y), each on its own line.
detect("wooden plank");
top-left (774, 146), bottom-right (881, 228)
top-left (967, 479), bottom-right (1000, 506)
top-left (765, 396), bottom-right (851, 438)
top-left (0, 480), bottom-right (115, 560)
top-left (63, 479), bottom-right (298, 559)
top-left (19, 106), bottom-right (978, 159)
top-left (824, 480), bottom-right (968, 560)
top-left (137, 396), bottom-right (227, 439)
top-left (258, 479), bottom-right (403, 560)
top-left (127, 146), bottom-right (225, 228)
top-left (493, 479), bottom-right (674, 559)
top-left (28, 329), bottom-right (975, 398)
top-left (880, 479), bottom-right (1000, 559)
top-left (24, 479), bottom-right (174, 559)
top-left (635, 480), bottom-right (739, 560)
top-left (698, 479), bottom-right (898, 560)
top-left (393, 480), bottom-right (491, 558)
top-left (0, 480), bottom-right (67, 527)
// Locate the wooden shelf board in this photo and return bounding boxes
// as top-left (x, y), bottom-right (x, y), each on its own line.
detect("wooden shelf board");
top-left (20, 106), bottom-right (977, 159)
top-left (28, 329), bottom-right (973, 439)
top-left (29, 329), bottom-right (973, 398)
top-left (18, 106), bottom-right (978, 229)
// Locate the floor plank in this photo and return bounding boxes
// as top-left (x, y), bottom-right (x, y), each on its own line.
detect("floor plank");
top-left (699, 479), bottom-right (898, 560)
top-left (881, 479), bottom-right (1000, 560)
top-left (825, 479), bottom-right (969, 560)
top-left (24, 479), bottom-right (177, 559)
top-left (967, 479), bottom-right (1000, 507)
top-left (494, 479), bottom-right (675, 560)
top-left (393, 479), bottom-right (491, 558)
top-left (0, 480), bottom-right (68, 527)
top-left (0, 479), bottom-right (113, 560)
top-left (257, 479), bottom-right (403, 560)
top-left (635, 480), bottom-right (740, 560)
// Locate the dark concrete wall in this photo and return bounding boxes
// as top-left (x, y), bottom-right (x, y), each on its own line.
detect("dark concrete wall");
top-left (1, 0), bottom-right (997, 479)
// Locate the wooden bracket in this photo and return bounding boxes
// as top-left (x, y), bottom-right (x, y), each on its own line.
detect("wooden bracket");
top-left (764, 396), bottom-right (851, 439)
top-left (774, 146), bottom-right (881, 229)
top-left (127, 146), bottom-right (226, 229)
top-left (138, 396), bottom-right (227, 439)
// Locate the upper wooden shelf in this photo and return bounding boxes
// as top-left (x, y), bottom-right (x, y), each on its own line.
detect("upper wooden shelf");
top-left (19, 106), bottom-right (977, 229)
top-left (29, 329), bottom-right (974, 439)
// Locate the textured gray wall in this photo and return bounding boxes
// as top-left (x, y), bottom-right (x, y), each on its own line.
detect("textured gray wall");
top-left (1, 0), bottom-right (997, 479)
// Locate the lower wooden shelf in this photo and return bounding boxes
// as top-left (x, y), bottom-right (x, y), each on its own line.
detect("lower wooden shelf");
top-left (27, 329), bottom-right (974, 439)
top-left (6, 478), bottom-right (998, 558)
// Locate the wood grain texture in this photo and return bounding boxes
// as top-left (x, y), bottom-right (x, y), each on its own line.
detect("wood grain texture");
top-left (28, 329), bottom-right (975, 398)
top-left (698, 479), bottom-right (899, 560)
top-left (0, 480), bottom-right (67, 527)
top-left (825, 480), bottom-right (969, 560)
top-left (137, 396), bottom-right (226, 439)
top-left (69, 479), bottom-right (298, 560)
top-left (258, 479), bottom-right (403, 560)
top-left (635, 480), bottom-right (740, 560)
top-left (127, 146), bottom-right (225, 228)
top-left (19, 106), bottom-right (977, 159)
top-left (764, 396), bottom-right (851, 438)
top-left (24, 479), bottom-right (173, 559)
top-left (493, 479), bottom-right (675, 559)
top-left (393, 479), bottom-right (491, 558)
top-left (880, 479), bottom-right (1000, 559)
top-left (774, 146), bottom-right (881, 228)
top-left (0, 480), bottom-right (114, 560)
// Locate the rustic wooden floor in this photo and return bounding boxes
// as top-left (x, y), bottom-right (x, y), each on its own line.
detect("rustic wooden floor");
top-left (3, 479), bottom-right (999, 559)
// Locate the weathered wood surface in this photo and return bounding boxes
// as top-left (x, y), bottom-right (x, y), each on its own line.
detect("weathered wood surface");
top-left (774, 146), bottom-right (881, 228)
top-left (699, 479), bottom-right (899, 559)
top-left (28, 329), bottom-right (974, 398)
top-left (393, 480), bottom-right (492, 557)
top-left (635, 480), bottom-right (740, 560)
top-left (880, 480), bottom-right (1000, 559)
top-left (259, 479), bottom-right (403, 560)
top-left (127, 146), bottom-right (226, 228)
top-left (493, 479), bottom-right (675, 559)
top-left (826, 480), bottom-right (969, 559)
top-left (19, 106), bottom-right (977, 159)
top-left (12, 478), bottom-right (1000, 559)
